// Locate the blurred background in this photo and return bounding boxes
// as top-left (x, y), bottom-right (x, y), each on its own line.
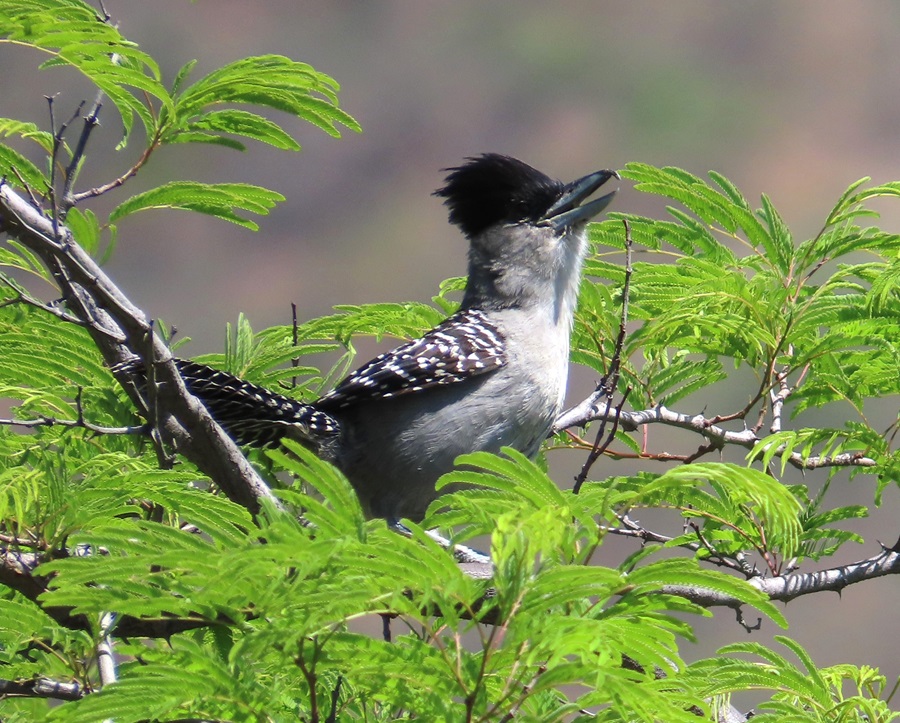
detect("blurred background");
top-left (2, 0), bottom-right (899, 706)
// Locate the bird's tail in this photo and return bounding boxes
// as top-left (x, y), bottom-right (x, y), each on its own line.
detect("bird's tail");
top-left (114, 358), bottom-right (338, 448)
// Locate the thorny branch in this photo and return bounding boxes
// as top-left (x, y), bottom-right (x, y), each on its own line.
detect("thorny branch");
top-left (662, 536), bottom-right (900, 608)
top-left (464, 538), bottom-right (900, 626)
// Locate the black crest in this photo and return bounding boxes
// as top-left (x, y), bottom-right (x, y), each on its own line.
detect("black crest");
top-left (434, 154), bottom-right (563, 238)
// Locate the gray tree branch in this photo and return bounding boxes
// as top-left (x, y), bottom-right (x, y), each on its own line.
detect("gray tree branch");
top-left (554, 397), bottom-right (877, 470)
top-left (0, 677), bottom-right (83, 701)
top-left (0, 181), bottom-right (280, 514)
top-left (661, 538), bottom-right (900, 608)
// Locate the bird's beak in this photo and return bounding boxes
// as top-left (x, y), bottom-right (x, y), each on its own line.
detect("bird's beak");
top-left (543, 169), bottom-right (619, 231)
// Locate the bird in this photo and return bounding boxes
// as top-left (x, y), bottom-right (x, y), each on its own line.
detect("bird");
top-left (128, 154), bottom-right (618, 523)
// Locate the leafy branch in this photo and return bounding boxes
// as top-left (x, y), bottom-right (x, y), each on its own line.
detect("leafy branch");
top-left (1, 2), bottom-right (898, 720)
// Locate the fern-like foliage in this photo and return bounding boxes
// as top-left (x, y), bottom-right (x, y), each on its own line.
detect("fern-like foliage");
top-left (1, 2), bottom-right (898, 720)
top-left (583, 163), bottom-right (900, 497)
top-left (688, 637), bottom-right (900, 722)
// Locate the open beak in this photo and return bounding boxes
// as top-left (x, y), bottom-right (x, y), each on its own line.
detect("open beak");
top-left (543, 169), bottom-right (619, 231)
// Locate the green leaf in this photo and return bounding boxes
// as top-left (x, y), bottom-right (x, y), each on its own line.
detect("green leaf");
top-left (46, 663), bottom-right (219, 723)
top-left (65, 207), bottom-right (102, 256)
top-left (0, 239), bottom-right (55, 283)
top-left (109, 181), bottom-right (284, 229)
top-left (0, 117), bottom-right (57, 153)
top-left (634, 463), bottom-right (804, 559)
top-left (622, 163), bottom-right (775, 262)
top-left (827, 179), bottom-right (900, 228)
top-left (0, 143), bottom-right (48, 191)
top-left (170, 54), bottom-right (360, 144)
top-left (1, 2), bottom-right (170, 140)
top-left (686, 636), bottom-right (896, 721)
top-left (759, 192), bottom-right (793, 274)
top-left (173, 109), bottom-right (301, 151)
top-left (268, 440), bottom-right (366, 539)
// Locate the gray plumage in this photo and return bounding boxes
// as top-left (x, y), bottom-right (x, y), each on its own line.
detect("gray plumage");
top-left (132, 154), bottom-right (618, 522)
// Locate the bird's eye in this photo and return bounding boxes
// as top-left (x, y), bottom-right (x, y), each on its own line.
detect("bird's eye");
top-left (514, 199), bottom-right (531, 219)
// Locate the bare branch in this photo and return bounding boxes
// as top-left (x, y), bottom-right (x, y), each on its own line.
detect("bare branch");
top-left (0, 677), bottom-right (84, 701)
top-left (61, 97), bottom-right (103, 211)
top-left (0, 415), bottom-right (145, 436)
top-left (662, 540), bottom-right (900, 608)
top-left (97, 611), bottom-right (118, 687)
top-left (554, 401), bottom-right (877, 471)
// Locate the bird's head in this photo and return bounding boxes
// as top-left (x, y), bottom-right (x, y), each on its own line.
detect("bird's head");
top-left (434, 154), bottom-right (618, 315)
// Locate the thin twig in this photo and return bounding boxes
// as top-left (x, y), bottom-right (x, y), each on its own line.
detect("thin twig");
top-left (688, 521), bottom-right (746, 573)
top-left (291, 301), bottom-right (300, 388)
top-left (0, 278), bottom-right (126, 341)
top-left (573, 387), bottom-right (631, 494)
top-left (606, 514), bottom-right (751, 575)
top-left (708, 317), bottom-right (792, 427)
top-left (572, 220), bottom-right (633, 492)
top-left (0, 531), bottom-right (46, 550)
top-left (9, 165), bottom-right (41, 206)
top-left (325, 676), bottom-right (343, 723)
top-left (0, 415), bottom-right (146, 436)
top-left (61, 97), bottom-right (103, 211)
top-left (45, 96), bottom-right (62, 236)
top-left (734, 607), bottom-right (762, 633)
top-left (69, 141), bottom-right (157, 204)
top-left (94, 0), bottom-right (111, 23)
top-left (498, 664), bottom-right (547, 722)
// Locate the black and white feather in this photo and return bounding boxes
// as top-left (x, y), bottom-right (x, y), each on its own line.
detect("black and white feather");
top-left (172, 360), bottom-right (340, 447)
top-left (114, 307), bottom-right (505, 448)
top-left (116, 358), bottom-right (339, 448)
top-left (317, 308), bottom-right (506, 410)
